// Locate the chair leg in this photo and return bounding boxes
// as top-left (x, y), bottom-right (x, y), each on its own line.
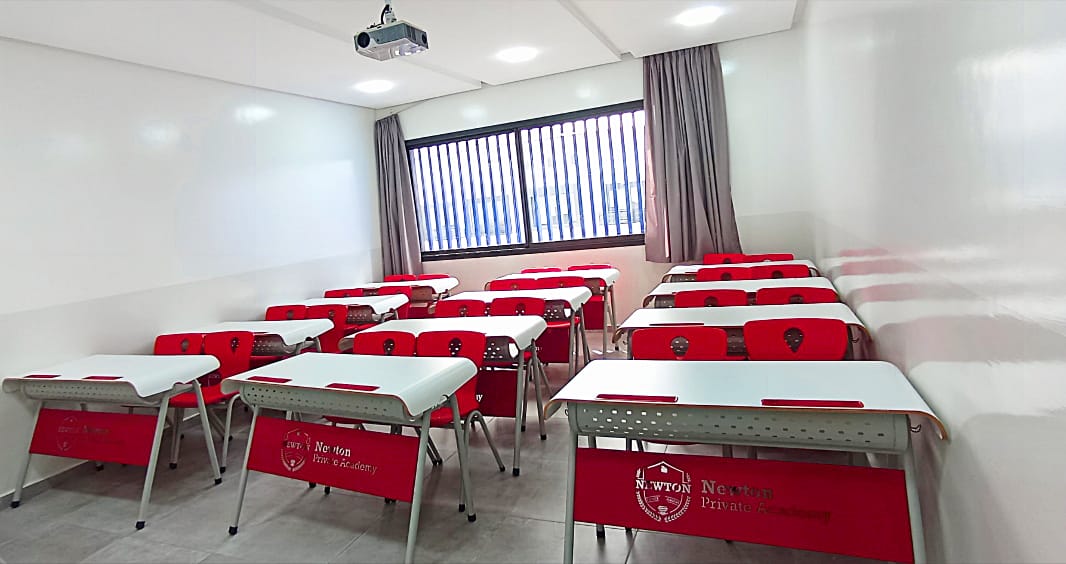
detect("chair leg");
top-left (473, 412), bottom-right (506, 472)
top-left (425, 432), bottom-right (443, 466)
top-left (520, 370), bottom-right (530, 432)
top-left (221, 395), bottom-right (239, 473)
top-left (533, 361), bottom-right (546, 440)
top-left (169, 408), bottom-right (184, 469)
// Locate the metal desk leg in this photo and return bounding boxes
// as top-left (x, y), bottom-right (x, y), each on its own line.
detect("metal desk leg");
top-left (567, 317), bottom-right (577, 379)
top-left (229, 405), bottom-right (261, 535)
top-left (512, 353), bottom-right (528, 477)
top-left (563, 426), bottom-right (579, 564)
top-left (405, 415), bottom-right (433, 564)
top-left (587, 435), bottom-right (605, 538)
top-left (532, 358), bottom-right (546, 441)
top-left (450, 395), bottom-right (476, 521)
top-left (192, 381), bottom-right (223, 484)
top-left (10, 401), bottom-right (42, 508)
top-left (601, 290), bottom-right (609, 358)
top-left (136, 393), bottom-right (174, 529)
top-left (578, 310), bottom-right (591, 367)
top-left (79, 404), bottom-right (104, 471)
top-left (608, 286), bottom-right (618, 349)
top-left (904, 440), bottom-right (927, 564)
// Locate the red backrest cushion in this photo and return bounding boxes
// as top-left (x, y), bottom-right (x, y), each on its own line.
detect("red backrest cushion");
top-left (750, 265), bottom-right (811, 279)
top-left (486, 278), bottom-right (540, 291)
top-left (488, 297), bottom-right (547, 317)
top-left (203, 331), bottom-right (254, 377)
top-left (745, 253), bottom-right (795, 262)
top-left (434, 299), bottom-right (488, 318)
top-left (351, 331), bottom-right (416, 356)
top-left (743, 318), bottom-right (849, 360)
top-left (673, 289), bottom-right (749, 308)
top-left (630, 326), bottom-right (729, 360)
top-left (384, 274), bottom-right (417, 282)
top-left (568, 264), bottom-right (613, 271)
top-left (416, 273), bottom-right (451, 280)
top-left (415, 330), bottom-right (486, 367)
top-left (754, 287), bottom-right (839, 305)
top-left (521, 267), bottom-right (561, 273)
top-left (154, 333), bottom-right (204, 355)
top-left (324, 288), bottom-right (364, 298)
top-left (695, 267), bottom-right (752, 282)
top-left (265, 305), bottom-right (307, 321)
top-left (534, 276), bottom-right (586, 289)
top-left (701, 253), bottom-right (747, 265)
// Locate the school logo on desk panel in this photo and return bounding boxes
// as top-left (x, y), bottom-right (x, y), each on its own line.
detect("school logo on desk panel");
top-left (281, 429), bottom-right (311, 472)
top-left (635, 461), bottom-right (691, 522)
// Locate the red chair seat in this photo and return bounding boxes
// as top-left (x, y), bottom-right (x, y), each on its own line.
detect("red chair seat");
top-left (429, 396), bottom-right (478, 427)
top-left (170, 385), bottom-right (236, 408)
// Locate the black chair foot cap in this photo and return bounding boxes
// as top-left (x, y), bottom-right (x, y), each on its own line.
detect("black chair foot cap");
top-left (169, 463), bottom-right (177, 470)
top-left (596, 529), bottom-right (606, 539)
top-left (520, 425), bottom-right (526, 432)
top-left (324, 487), bottom-right (331, 495)
top-left (220, 466), bottom-right (227, 474)
top-left (214, 478), bottom-right (222, 485)
top-left (180, 434), bottom-right (184, 439)
top-left (540, 434), bottom-right (547, 440)
top-left (135, 521), bottom-right (145, 530)
top-left (497, 466), bottom-right (506, 472)
top-left (512, 468), bottom-right (520, 477)
top-left (308, 483), bottom-right (317, 489)
top-left (433, 460), bottom-right (442, 466)
top-left (95, 465), bottom-right (104, 471)
top-left (468, 514), bottom-right (477, 523)
top-left (725, 540), bottom-right (734, 544)
top-left (458, 503), bottom-right (465, 512)
top-left (228, 526), bottom-right (238, 535)
top-left (10, 501), bottom-right (20, 508)
top-left (385, 498), bottom-right (396, 504)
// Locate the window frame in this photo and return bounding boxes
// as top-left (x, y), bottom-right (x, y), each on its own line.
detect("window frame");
top-left (406, 100), bottom-right (646, 262)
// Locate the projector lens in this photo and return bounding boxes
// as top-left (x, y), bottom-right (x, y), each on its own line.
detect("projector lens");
top-left (356, 32), bottom-right (371, 48)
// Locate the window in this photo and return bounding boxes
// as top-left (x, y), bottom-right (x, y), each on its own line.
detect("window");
top-left (407, 101), bottom-right (646, 259)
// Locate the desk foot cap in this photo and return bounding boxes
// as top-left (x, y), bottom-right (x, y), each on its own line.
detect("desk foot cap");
top-left (540, 435), bottom-right (547, 440)
top-left (9, 501), bottom-right (20, 508)
top-left (169, 463), bottom-right (177, 470)
top-left (458, 504), bottom-right (465, 512)
top-left (467, 514), bottom-right (477, 523)
top-left (512, 468), bottom-right (520, 477)
top-left (324, 487), bottom-right (331, 495)
top-left (596, 529), bottom-right (605, 539)
top-left (220, 466), bottom-right (227, 474)
top-left (95, 465), bottom-right (104, 471)
top-left (385, 498), bottom-right (396, 504)
top-left (308, 483), bottom-right (316, 489)
top-left (214, 478), bottom-right (222, 485)
top-left (135, 521), bottom-right (145, 530)
top-left (228, 526), bottom-right (238, 536)
top-left (520, 425), bottom-right (526, 432)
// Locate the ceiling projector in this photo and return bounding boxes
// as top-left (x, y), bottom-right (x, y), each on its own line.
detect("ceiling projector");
top-left (355, 3), bottom-right (429, 61)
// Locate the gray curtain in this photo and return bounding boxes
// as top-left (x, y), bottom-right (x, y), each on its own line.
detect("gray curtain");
top-left (643, 43), bottom-right (741, 263)
top-left (374, 114), bottom-right (423, 276)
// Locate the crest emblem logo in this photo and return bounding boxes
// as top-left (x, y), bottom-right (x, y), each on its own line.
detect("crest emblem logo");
top-left (281, 429), bottom-right (312, 472)
top-left (635, 461), bottom-right (691, 523)
top-left (56, 415), bottom-right (79, 452)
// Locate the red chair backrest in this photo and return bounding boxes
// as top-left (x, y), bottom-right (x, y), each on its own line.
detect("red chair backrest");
top-left (416, 273), bottom-right (451, 280)
top-left (630, 326), bottom-right (729, 360)
top-left (695, 267), bottom-right (751, 281)
top-left (534, 276), bottom-right (586, 289)
top-left (154, 333), bottom-right (204, 355)
top-left (673, 289), bottom-right (748, 308)
top-left (567, 264), bottom-right (613, 271)
top-left (434, 299), bottom-right (488, 318)
top-left (750, 264), bottom-right (811, 279)
top-left (351, 331), bottom-right (416, 356)
top-left (754, 287), bottom-right (838, 305)
top-left (306, 304), bottom-right (349, 353)
top-left (745, 253), bottom-right (795, 262)
top-left (743, 318), bottom-right (849, 360)
top-left (486, 278), bottom-right (540, 291)
top-left (415, 330), bottom-right (486, 367)
top-left (521, 267), bottom-right (561, 273)
top-left (324, 288), bottom-right (364, 298)
top-left (702, 253), bottom-right (747, 265)
top-left (384, 274), bottom-right (417, 282)
top-left (265, 305), bottom-right (307, 321)
top-left (488, 296), bottom-right (547, 317)
top-left (203, 331), bottom-right (254, 377)
top-left (375, 285), bottom-right (413, 318)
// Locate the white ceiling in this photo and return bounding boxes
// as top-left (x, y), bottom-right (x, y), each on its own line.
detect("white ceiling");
top-left (0, 0), bottom-right (797, 109)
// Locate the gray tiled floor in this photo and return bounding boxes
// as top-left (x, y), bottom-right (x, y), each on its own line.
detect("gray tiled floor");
top-left (0, 339), bottom-right (880, 563)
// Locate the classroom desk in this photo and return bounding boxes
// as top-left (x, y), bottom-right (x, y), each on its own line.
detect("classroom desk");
top-left (357, 278), bottom-right (460, 301)
top-left (221, 353), bottom-right (477, 564)
top-left (663, 260), bottom-right (819, 282)
top-left (617, 303), bottom-right (867, 358)
top-left (446, 287), bottom-right (593, 377)
top-left (359, 316), bottom-right (548, 476)
top-left (298, 295), bottom-right (407, 325)
top-left (3, 355), bottom-right (223, 528)
top-left (547, 359), bottom-right (946, 564)
top-left (644, 278), bottom-right (838, 307)
top-left (188, 319), bottom-right (333, 358)
top-left (494, 268), bottom-right (620, 358)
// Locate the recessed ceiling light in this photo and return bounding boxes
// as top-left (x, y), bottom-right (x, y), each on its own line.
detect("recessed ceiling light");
top-left (675, 5), bottom-right (724, 27)
top-left (354, 79), bottom-right (394, 94)
top-left (495, 46), bottom-right (538, 64)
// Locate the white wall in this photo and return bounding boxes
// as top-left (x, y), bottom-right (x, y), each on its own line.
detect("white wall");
top-left (0, 38), bottom-right (380, 495)
top-left (720, 2), bottom-right (1066, 561)
top-left (383, 59), bottom-right (812, 313)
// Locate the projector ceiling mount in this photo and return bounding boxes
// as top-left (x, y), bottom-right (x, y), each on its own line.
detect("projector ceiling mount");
top-left (354, 3), bottom-right (429, 61)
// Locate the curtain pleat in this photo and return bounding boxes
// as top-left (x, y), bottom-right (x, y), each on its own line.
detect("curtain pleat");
top-left (374, 115), bottom-right (423, 276)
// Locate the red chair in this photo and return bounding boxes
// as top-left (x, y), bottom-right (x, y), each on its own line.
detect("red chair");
top-left (154, 333), bottom-right (204, 355)
top-left (695, 267), bottom-right (751, 281)
top-left (351, 330), bottom-right (417, 356)
top-left (384, 274), bottom-right (417, 282)
top-left (673, 289), bottom-right (749, 308)
top-left (743, 318), bottom-right (849, 360)
top-left (434, 299), bottom-right (488, 318)
top-left (521, 267), bottom-right (561, 273)
top-left (702, 253), bottom-right (747, 265)
top-left (417, 273), bottom-right (452, 280)
top-left (167, 331), bottom-right (253, 472)
top-left (750, 264), bottom-right (811, 279)
top-left (754, 287), bottom-right (838, 305)
top-left (534, 276), bottom-right (586, 289)
top-left (375, 285), bottom-right (413, 318)
top-left (306, 304), bottom-right (352, 353)
top-left (488, 297), bottom-right (547, 317)
top-left (630, 326), bottom-right (729, 360)
top-left (745, 253), bottom-right (794, 262)
top-left (265, 305), bottom-right (307, 321)
top-left (486, 278), bottom-right (540, 291)
top-left (416, 331), bottom-right (505, 476)
top-left (567, 264), bottom-right (612, 271)
top-left (568, 265), bottom-right (613, 331)
top-left (324, 288), bottom-right (364, 298)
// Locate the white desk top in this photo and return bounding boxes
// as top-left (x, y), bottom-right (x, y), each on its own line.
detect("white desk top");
top-left (496, 268), bottom-right (620, 286)
top-left (298, 295), bottom-right (408, 313)
top-left (619, 303), bottom-right (864, 330)
top-left (666, 260), bottom-right (817, 277)
top-left (3, 354), bottom-right (220, 398)
top-left (447, 287), bottom-right (593, 309)
top-left (647, 277), bottom-right (837, 298)
top-left (187, 320), bottom-right (333, 346)
top-left (547, 359), bottom-right (945, 437)
top-left (222, 353), bottom-right (476, 417)
top-left (361, 317), bottom-right (548, 349)
top-left (357, 278), bottom-right (459, 294)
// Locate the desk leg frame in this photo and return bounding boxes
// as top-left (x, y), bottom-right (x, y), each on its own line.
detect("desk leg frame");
top-left (563, 420), bottom-right (579, 564)
top-left (904, 436), bottom-right (927, 564)
top-left (136, 392), bottom-right (174, 529)
top-left (513, 352), bottom-right (528, 476)
top-left (191, 381), bottom-right (223, 484)
top-left (405, 414), bottom-right (433, 564)
top-left (229, 405), bottom-right (261, 535)
top-left (10, 401), bottom-right (42, 508)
